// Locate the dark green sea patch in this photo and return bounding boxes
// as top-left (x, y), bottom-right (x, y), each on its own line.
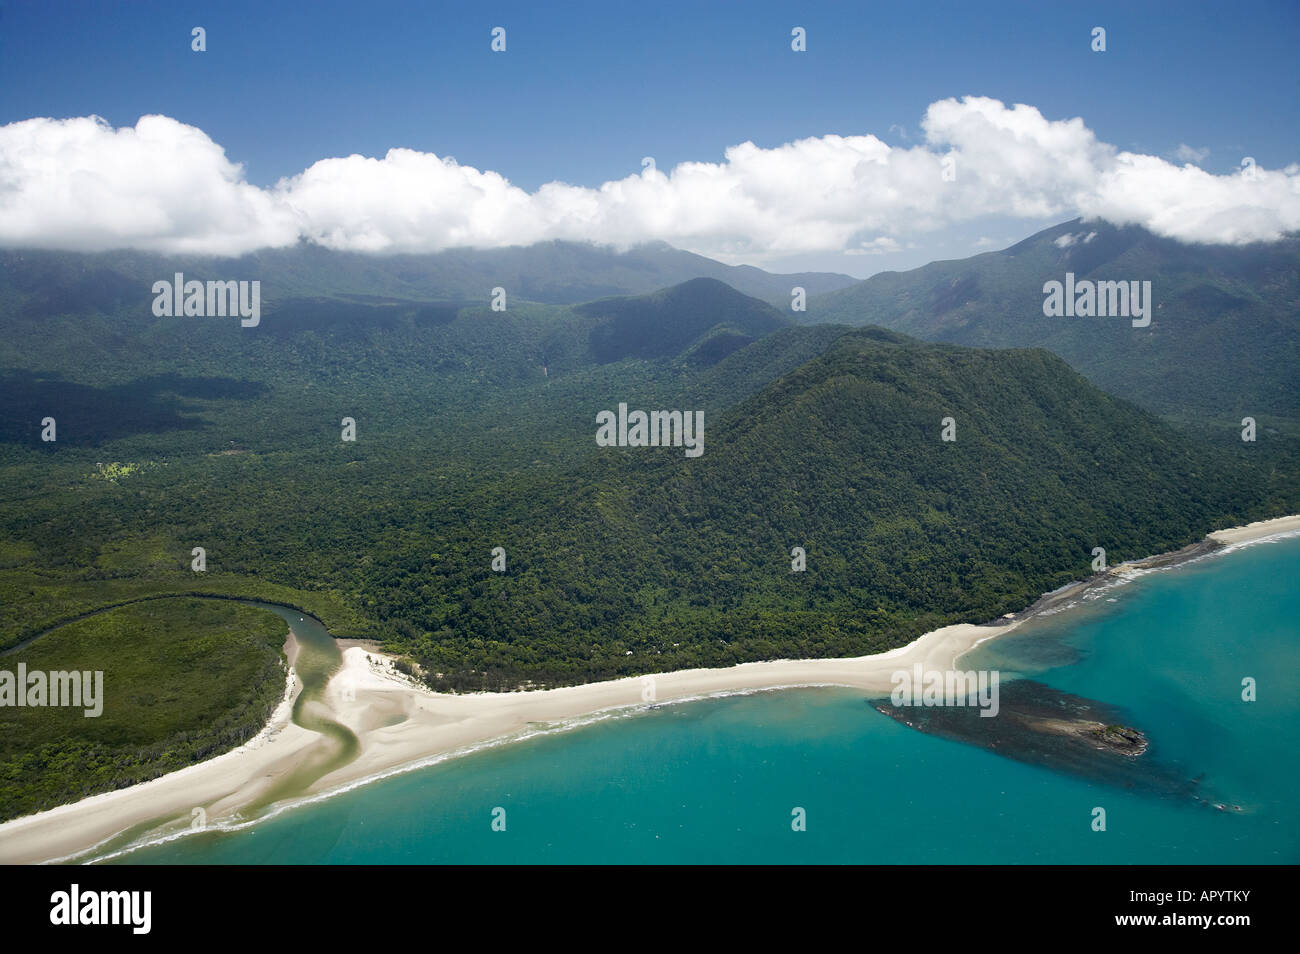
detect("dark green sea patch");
top-left (872, 679), bottom-right (1238, 810)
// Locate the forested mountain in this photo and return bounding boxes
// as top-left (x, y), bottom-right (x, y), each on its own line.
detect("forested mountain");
top-left (381, 329), bottom-right (1289, 687)
top-left (0, 240), bottom-right (854, 313)
top-left (1, 261), bottom-right (1290, 688)
top-left (575, 277), bottom-right (792, 365)
top-left (807, 220), bottom-right (1300, 433)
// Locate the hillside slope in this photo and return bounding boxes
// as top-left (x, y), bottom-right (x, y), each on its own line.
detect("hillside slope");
top-left (381, 329), bottom-right (1288, 687)
top-left (0, 268), bottom-right (1291, 689)
top-left (808, 220), bottom-right (1300, 431)
top-left (574, 277), bottom-right (791, 365)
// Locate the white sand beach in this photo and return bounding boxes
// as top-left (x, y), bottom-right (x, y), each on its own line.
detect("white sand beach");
top-left (1, 513), bottom-right (1295, 865)
top-left (1208, 514), bottom-right (1300, 544)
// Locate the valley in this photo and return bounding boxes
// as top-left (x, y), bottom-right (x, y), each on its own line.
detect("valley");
top-left (0, 228), bottom-right (1295, 831)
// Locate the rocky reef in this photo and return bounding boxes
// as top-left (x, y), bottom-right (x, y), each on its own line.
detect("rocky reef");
top-left (872, 678), bottom-right (1239, 810)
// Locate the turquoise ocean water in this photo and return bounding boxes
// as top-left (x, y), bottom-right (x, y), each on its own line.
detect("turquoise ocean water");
top-left (112, 534), bottom-right (1300, 864)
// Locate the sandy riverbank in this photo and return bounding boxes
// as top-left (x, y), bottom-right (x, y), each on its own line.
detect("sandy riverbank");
top-left (1, 513), bottom-right (1295, 864)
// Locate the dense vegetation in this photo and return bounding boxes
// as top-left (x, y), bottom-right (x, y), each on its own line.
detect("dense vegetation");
top-left (1, 266), bottom-right (1292, 697)
top-left (389, 330), bottom-right (1289, 688)
top-left (807, 219), bottom-right (1300, 435)
top-left (577, 277), bottom-right (790, 364)
top-left (0, 599), bottom-right (287, 822)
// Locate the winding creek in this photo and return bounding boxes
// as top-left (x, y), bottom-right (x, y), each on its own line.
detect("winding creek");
top-left (247, 602), bottom-right (359, 810)
top-left (8, 595), bottom-right (358, 861)
top-left (5, 526), bottom-right (1296, 863)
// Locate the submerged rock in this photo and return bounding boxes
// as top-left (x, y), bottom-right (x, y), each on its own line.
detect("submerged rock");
top-left (871, 678), bottom-right (1232, 808)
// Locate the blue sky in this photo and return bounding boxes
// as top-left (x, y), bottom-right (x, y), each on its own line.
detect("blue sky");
top-left (1, 0), bottom-right (1297, 275)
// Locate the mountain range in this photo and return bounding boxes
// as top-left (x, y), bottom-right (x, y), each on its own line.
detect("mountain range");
top-left (0, 239), bottom-right (855, 315)
top-left (2, 235), bottom-right (1294, 687)
top-left (808, 219), bottom-right (1300, 434)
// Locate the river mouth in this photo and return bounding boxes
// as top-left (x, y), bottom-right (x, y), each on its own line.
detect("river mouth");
top-left (23, 596), bottom-right (362, 863)
top-left (242, 603), bottom-right (361, 810)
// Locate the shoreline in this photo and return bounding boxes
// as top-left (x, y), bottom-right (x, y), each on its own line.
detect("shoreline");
top-left (2, 513), bottom-right (1297, 865)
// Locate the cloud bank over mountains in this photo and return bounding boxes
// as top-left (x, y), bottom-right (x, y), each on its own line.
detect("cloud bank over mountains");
top-left (1, 96), bottom-right (1296, 261)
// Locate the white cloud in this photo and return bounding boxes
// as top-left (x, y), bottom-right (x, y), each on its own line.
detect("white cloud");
top-left (0, 115), bottom-right (300, 254)
top-left (1169, 143), bottom-right (1210, 163)
top-left (1, 98), bottom-right (1297, 260)
top-left (845, 236), bottom-right (902, 256)
top-left (1080, 151), bottom-right (1300, 245)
